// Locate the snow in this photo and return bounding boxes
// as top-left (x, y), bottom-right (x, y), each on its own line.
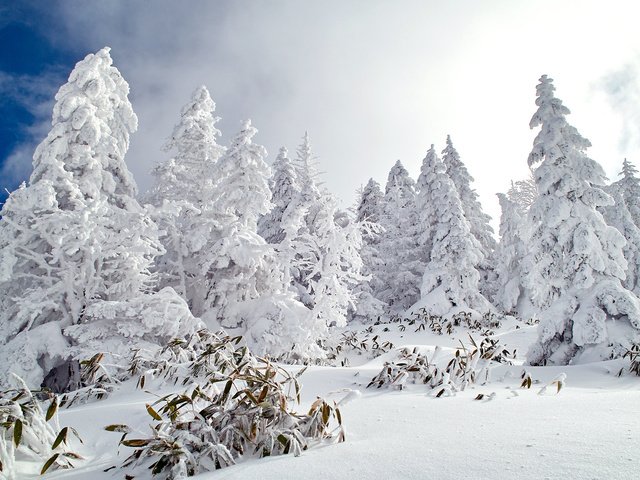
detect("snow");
top-left (35, 319), bottom-right (640, 480)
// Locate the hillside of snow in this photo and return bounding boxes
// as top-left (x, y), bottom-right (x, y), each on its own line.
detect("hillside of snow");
top-left (25, 317), bottom-right (638, 480)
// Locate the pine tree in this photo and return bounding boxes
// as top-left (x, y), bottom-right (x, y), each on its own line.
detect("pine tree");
top-left (601, 184), bottom-right (640, 296)
top-left (0, 48), bottom-right (200, 387)
top-left (377, 160), bottom-right (423, 311)
top-left (414, 148), bottom-right (490, 315)
top-left (415, 145), bottom-right (440, 257)
top-left (507, 171), bottom-right (538, 213)
top-left (145, 85), bottom-right (225, 314)
top-left (441, 135), bottom-right (496, 291)
top-left (523, 75), bottom-right (640, 365)
top-left (258, 147), bottom-right (301, 244)
top-left (613, 159), bottom-right (640, 228)
top-left (352, 179), bottom-right (386, 321)
top-left (491, 193), bottom-right (526, 313)
top-left (202, 121), bottom-right (323, 359)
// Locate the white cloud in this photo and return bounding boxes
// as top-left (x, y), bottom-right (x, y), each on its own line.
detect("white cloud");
top-left (6, 0), bottom-right (640, 226)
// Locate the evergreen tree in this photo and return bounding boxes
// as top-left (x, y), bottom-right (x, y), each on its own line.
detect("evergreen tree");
top-left (613, 159), bottom-right (640, 229)
top-left (145, 85), bottom-right (225, 314)
top-left (507, 171), bottom-right (538, 213)
top-left (415, 148), bottom-right (490, 315)
top-left (600, 184), bottom-right (640, 296)
top-left (415, 145), bottom-right (440, 257)
top-left (258, 147), bottom-right (301, 244)
top-left (352, 179), bottom-right (386, 321)
top-left (491, 193), bottom-right (526, 313)
top-left (377, 160), bottom-right (423, 312)
top-left (441, 135), bottom-right (496, 290)
top-left (202, 121), bottom-right (323, 359)
top-left (523, 75), bottom-right (640, 365)
top-left (0, 48), bottom-right (200, 387)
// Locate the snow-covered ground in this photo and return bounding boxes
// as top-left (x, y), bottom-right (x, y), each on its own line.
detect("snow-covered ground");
top-left (31, 318), bottom-right (639, 480)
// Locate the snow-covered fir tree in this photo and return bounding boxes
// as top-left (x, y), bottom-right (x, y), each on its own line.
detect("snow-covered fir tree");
top-left (413, 147), bottom-right (491, 316)
top-left (263, 133), bottom-right (364, 327)
top-left (0, 48), bottom-right (200, 388)
top-left (257, 146), bottom-right (301, 244)
top-left (507, 171), bottom-right (538, 213)
top-left (202, 121), bottom-right (323, 359)
top-left (523, 75), bottom-right (640, 365)
top-left (376, 160), bottom-right (423, 312)
top-left (144, 85), bottom-right (225, 315)
top-left (491, 193), bottom-right (527, 313)
top-left (612, 158), bottom-right (640, 229)
top-left (600, 184), bottom-right (640, 296)
top-left (351, 178), bottom-right (386, 321)
top-left (441, 135), bottom-right (496, 291)
top-left (415, 145), bottom-right (440, 257)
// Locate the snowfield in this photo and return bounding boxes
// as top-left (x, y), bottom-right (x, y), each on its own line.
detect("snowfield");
top-left (37, 319), bottom-right (640, 480)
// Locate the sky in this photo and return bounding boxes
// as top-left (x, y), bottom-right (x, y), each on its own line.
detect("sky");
top-left (1, 0), bottom-right (640, 228)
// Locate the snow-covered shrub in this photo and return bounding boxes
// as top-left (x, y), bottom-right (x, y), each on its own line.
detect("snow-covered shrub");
top-left (111, 335), bottom-right (344, 478)
top-left (323, 329), bottom-right (395, 366)
top-left (57, 353), bottom-right (120, 408)
top-left (619, 343), bottom-right (640, 376)
top-left (367, 336), bottom-right (514, 396)
top-left (0, 378), bottom-right (83, 478)
top-left (392, 309), bottom-right (502, 337)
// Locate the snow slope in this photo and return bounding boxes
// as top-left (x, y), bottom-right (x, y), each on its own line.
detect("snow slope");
top-left (37, 319), bottom-right (640, 480)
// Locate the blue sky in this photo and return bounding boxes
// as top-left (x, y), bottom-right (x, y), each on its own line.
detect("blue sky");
top-left (2, 1), bottom-right (640, 223)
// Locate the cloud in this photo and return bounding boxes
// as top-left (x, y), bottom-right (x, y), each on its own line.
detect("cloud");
top-left (598, 58), bottom-right (640, 152)
top-left (0, 67), bottom-right (63, 191)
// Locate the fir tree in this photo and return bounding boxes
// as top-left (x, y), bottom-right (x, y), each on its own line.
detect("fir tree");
top-left (600, 184), bottom-right (640, 296)
top-left (377, 160), bottom-right (423, 311)
top-left (258, 147), bottom-right (301, 244)
top-left (145, 85), bottom-right (225, 314)
top-left (202, 121), bottom-right (323, 359)
top-left (0, 48), bottom-right (200, 387)
top-left (415, 148), bottom-right (491, 315)
top-left (613, 158), bottom-right (640, 229)
top-left (523, 75), bottom-right (640, 365)
top-left (441, 135), bottom-right (496, 291)
top-left (491, 193), bottom-right (526, 313)
top-left (352, 179), bottom-right (386, 321)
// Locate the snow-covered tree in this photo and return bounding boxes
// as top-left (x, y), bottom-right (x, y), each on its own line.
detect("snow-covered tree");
top-left (413, 148), bottom-right (491, 316)
top-left (612, 158), bottom-right (640, 229)
top-left (202, 121), bottom-right (323, 359)
top-left (601, 184), bottom-right (640, 296)
top-left (0, 48), bottom-right (200, 388)
top-left (352, 179), bottom-right (386, 321)
top-left (507, 171), bottom-right (538, 213)
top-left (491, 193), bottom-right (527, 313)
top-left (258, 147), bottom-right (301, 244)
top-left (523, 75), bottom-right (640, 365)
top-left (441, 135), bottom-right (496, 289)
top-left (144, 85), bottom-right (225, 314)
top-left (376, 160), bottom-right (423, 312)
top-left (415, 145), bottom-right (440, 257)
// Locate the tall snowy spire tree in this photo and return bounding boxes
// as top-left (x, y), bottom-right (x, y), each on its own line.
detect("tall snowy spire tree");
top-left (203, 121), bottom-right (324, 360)
top-left (601, 183), bottom-right (640, 296)
top-left (145, 85), bottom-right (225, 314)
top-left (523, 75), bottom-right (640, 365)
top-left (351, 178), bottom-right (386, 321)
top-left (0, 48), bottom-right (200, 388)
top-left (377, 160), bottom-right (423, 312)
top-left (258, 146), bottom-right (301, 244)
top-left (491, 193), bottom-right (527, 313)
top-left (441, 136), bottom-right (496, 291)
top-left (413, 147), bottom-right (491, 316)
top-left (612, 158), bottom-right (640, 229)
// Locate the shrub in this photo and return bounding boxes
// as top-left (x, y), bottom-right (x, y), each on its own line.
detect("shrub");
top-left (0, 377), bottom-right (82, 478)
